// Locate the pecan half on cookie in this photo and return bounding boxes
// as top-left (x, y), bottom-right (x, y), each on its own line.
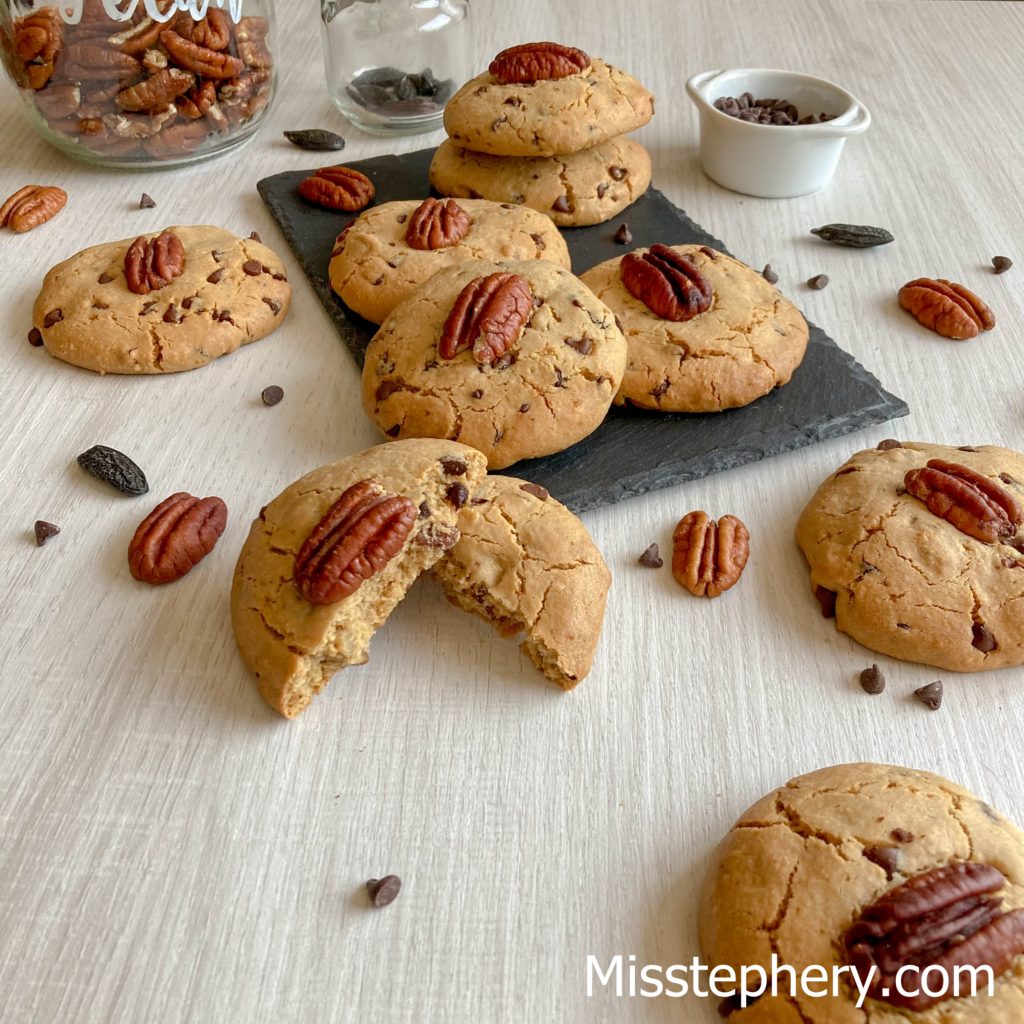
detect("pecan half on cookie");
top-left (488, 42), bottom-right (590, 84)
top-left (898, 278), bottom-right (995, 340)
top-left (124, 230), bottom-right (186, 294)
top-left (437, 271), bottom-right (533, 365)
top-left (620, 244), bottom-right (713, 321)
top-left (405, 198), bottom-right (470, 250)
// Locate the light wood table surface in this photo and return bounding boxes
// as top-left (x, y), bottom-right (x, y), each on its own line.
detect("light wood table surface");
top-left (2, 1), bottom-right (1024, 1021)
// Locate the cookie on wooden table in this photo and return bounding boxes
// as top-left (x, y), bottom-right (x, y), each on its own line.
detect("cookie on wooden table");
top-left (580, 244), bottom-right (808, 412)
top-left (328, 197), bottom-right (569, 324)
top-left (796, 440), bottom-right (1024, 672)
top-left (433, 475), bottom-right (610, 688)
top-left (429, 136), bottom-right (652, 228)
top-left (33, 225), bottom-right (291, 374)
top-left (361, 259), bottom-right (627, 469)
top-left (231, 439), bottom-right (487, 718)
top-left (701, 762), bottom-right (1024, 1022)
top-left (443, 43), bottom-right (654, 158)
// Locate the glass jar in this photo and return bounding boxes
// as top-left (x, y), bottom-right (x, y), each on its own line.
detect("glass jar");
top-left (0, 0), bottom-right (277, 168)
top-left (320, 0), bottom-right (469, 135)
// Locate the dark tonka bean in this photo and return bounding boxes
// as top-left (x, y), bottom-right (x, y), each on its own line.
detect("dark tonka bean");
top-left (283, 129), bottom-right (347, 151)
top-left (810, 224), bottom-right (894, 248)
top-left (76, 445), bottom-right (149, 495)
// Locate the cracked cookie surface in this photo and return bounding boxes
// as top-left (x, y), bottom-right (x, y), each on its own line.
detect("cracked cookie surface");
top-left (328, 199), bottom-right (569, 325)
top-left (433, 475), bottom-right (610, 688)
top-left (700, 763), bottom-right (1024, 1023)
top-left (442, 58), bottom-right (654, 158)
top-left (361, 258), bottom-right (627, 470)
top-left (795, 441), bottom-right (1024, 672)
top-left (230, 438), bottom-right (487, 718)
top-left (580, 245), bottom-right (809, 412)
top-left (33, 225), bottom-right (291, 374)
top-left (429, 136), bottom-right (652, 227)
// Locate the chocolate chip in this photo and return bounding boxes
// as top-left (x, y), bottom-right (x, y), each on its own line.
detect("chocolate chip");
top-left (613, 222), bottom-right (632, 245)
top-left (876, 438), bottom-right (903, 451)
top-left (638, 543), bottom-right (663, 568)
top-left (216, 310), bottom-right (234, 324)
top-left (608, 165), bottom-right (627, 181)
top-left (28, 327), bottom-right (43, 347)
top-left (807, 274), bottom-right (829, 290)
top-left (470, 389), bottom-right (483, 399)
top-left (163, 303), bottom-right (181, 324)
top-left (207, 269), bottom-right (224, 284)
top-left (446, 482), bottom-right (468, 509)
top-left (913, 680), bottom-right (943, 710)
top-left (366, 875), bottom-right (402, 908)
top-left (520, 482), bottom-right (548, 501)
top-left (551, 195), bottom-right (572, 213)
top-left (891, 828), bottom-right (914, 843)
top-left (999, 472), bottom-right (1019, 486)
top-left (529, 232), bottom-right (546, 250)
top-left (263, 297), bottom-right (281, 313)
top-left (98, 271), bottom-right (114, 284)
top-left (992, 256), bottom-right (1013, 274)
top-left (972, 622), bottom-right (997, 652)
top-left (140, 301), bottom-right (157, 315)
top-left (564, 337), bottom-right (592, 355)
top-left (492, 352), bottom-right (516, 371)
top-left (440, 458), bottom-right (466, 476)
top-left (261, 385), bottom-right (284, 406)
top-left (243, 259), bottom-right (263, 276)
top-left (519, 403), bottom-right (530, 413)
top-left (596, 183), bottom-right (608, 199)
top-left (859, 663), bottom-right (886, 694)
top-left (958, 445), bottom-right (980, 452)
top-left (139, 192), bottom-right (155, 209)
top-left (699, 247), bottom-right (717, 260)
top-left (814, 585), bottom-right (837, 618)
top-left (864, 845), bottom-right (900, 879)
top-left (396, 213), bottom-right (407, 224)
top-left (650, 378), bottom-right (670, 398)
top-left (418, 500), bottom-right (430, 519)
top-left (34, 520), bottom-right (60, 546)
top-left (554, 368), bottom-right (568, 388)
top-left (385, 425), bottom-right (400, 437)
top-left (43, 308), bottom-right (63, 327)
top-left (761, 264), bottom-right (778, 284)
top-left (249, 231), bottom-right (262, 243)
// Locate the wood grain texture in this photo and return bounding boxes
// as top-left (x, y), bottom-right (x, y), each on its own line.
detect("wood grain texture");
top-left (1, 1), bottom-right (1023, 1021)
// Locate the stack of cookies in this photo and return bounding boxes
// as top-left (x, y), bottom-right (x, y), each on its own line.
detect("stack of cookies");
top-left (429, 42), bottom-right (654, 228)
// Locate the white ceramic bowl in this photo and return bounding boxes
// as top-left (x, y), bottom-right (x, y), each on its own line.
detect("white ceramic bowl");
top-left (686, 68), bottom-right (871, 198)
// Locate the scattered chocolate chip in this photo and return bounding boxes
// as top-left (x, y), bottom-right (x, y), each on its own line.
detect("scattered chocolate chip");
top-left (249, 231), bottom-right (262, 243)
top-left (470, 389), bottom-right (483, 399)
top-left (283, 128), bottom-right (346, 151)
top-left (863, 844), bottom-right (900, 879)
top-left (28, 327), bottom-right (43, 347)
top-left (551, 195), bottom-right (572, 213)
top-left (807, 274), bottom-right (829, 290)
top-left (814, 585), bottom-right (837, 618)
top-left (859, 663), bottom-right (886, 694)
top-left (913, 680), bottom-right (943, 710)
top-left (138, 193), bottom-right (155, 209)
top-left (876, 438), bottom-right (903, 451)
top-left (992, 256), bottom-right (1013, 274)
top-left (261, 385), bottom-right (284, 406)
top-left (613, 222), bottom-right (632, 245)
top-left (43, 308), bottom-right (63, 327)
top-left (519, 402), bottom-right (530, 413)
top-left (520, 482), bottom-right (548, 501)
top-left (207, 269), bottom-right (224, 284)
top-left (972, 622), bottom-right (997, 652)
top-left (564, 337), bottom-right (592, 355)
top-left (366, 874), bottom-right (402, 908)
top-left (242, 259), bottom-right (263, 276)
top-left (76, 444), bottom-right (148, 495)
top-left (34, 520), bottom-right (60, 546)
top-left (638, 543), bottom-right (663, 568)
top-left (440, 458), bottom-right (466, 476)
top-left (891, 828), bottom-right (914, 843)
top-left (761, 264), bottom-right (778, 284)
top-left (446, 482), bottom-right (468, 509)
top-left (98, 271), bottom-right (114, 284)
top-left (608, 165), bottom-right (627, 181)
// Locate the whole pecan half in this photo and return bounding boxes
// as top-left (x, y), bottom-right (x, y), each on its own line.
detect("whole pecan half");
top-left (899, 278), bottom-right (996, 340)
top-left (293, 479), bottom-right (418, 604)
top-left (108, 16), bottom-right (164, 56)
top-left (129, 492), bottom-right (228, 585)
top-left (159, 28), bottom-right (243, 79)
top-left (621, 244), bottom-right (713, 322)
top-left (845, 861), bottom-right (1024, 1011)
top-left (298, 166), bottom-right (376, 212)
top-left (0, 185), bottom-right (67, 233)
top-left (176, 79), bottom-right (217, 118)
top-left (672, 511), bottom-right (750, 598)
top-left (234, 16), bottom-right (272, 69)
top-left (63, 39), bottom-right (141, 80)
top-left (488, 42), bottom-right (590, 84)
top-left (438, 272), bottom-right (534, 365)
top-left (904, 459), bottom-right (1022, 544)
top-left (14, 7), bottom-right (62, 64)
top-left (116, 67), bottom-right (195, 112)
top-left (35, 83), bottom-right (82, 120)
top-left (405, 198), bottom-right (471, 250)
top-left (175, 9), bottom-right (232, 51)
top-left (124, 230), bottom-right (186, 295)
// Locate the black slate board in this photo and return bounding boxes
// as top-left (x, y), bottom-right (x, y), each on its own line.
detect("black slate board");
top-left (257, 149), bottom-right (907, 513)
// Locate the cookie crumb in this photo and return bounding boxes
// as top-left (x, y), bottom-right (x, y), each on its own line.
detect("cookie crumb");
top-left (366, 875), bottom-right (402, 908)
top-left (139, 193), bottom-right (156, 209)
top-left (261, 385), bottom-right (284, 406)
top-left (761, 263), bottom-right (778, 284)
top-left (638, 543), bottom-right (663, 568)
top-left (613, 223), bottom-right (632, 245)
top-left (34, 520), bottom-right (60, 546)
top-left (913, 680), bottom-right (943, 710)
top-left (859, 663), bottom-right (885, 694)
top-left (992, 256), bottom-right (1012, 274)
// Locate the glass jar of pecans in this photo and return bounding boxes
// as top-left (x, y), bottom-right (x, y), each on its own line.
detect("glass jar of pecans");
top-left (0, 0), bottom-right (276, 167)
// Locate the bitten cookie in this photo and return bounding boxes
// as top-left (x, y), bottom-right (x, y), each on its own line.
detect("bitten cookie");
top-left (433, 476), bottom-right (610, 688)
top-left (580, 244), bottom-right (809, 412)
top-left (361, 259), bottom-right (627, 469)
top-left (328, 198), bottom-right (570, 324)
top-left (700, 763), bottom-right (1024, 1023)
top-left (795, 441), bottom-right (1024, 672)
top-left (429, 137), bottom-right (652, 227)
top-left (231, 439), bottom-right (487, 718)
top-left (33, 225), bottom-right (291, 374)
top-left (443, 54), bottom-right (654, 158)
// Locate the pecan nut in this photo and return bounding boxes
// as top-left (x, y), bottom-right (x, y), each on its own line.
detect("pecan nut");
top-left (297, 165), bottom-right (376, 211)
top-left (128, 492), bottom-right (227, 585)
top-left (899, 278), bottom-right (996, 340)
top-left (34, 83), bottom-right (82, 119)
top-left (116, 67), bottom-right (195, 112)
top-left (14, 7), bottom-right (62, 71)
top-left (904, 459), bottom-right (1022, 544)
top-left (845, 861), bottom-right (1024, 1011)
top-left (176, 79), bottom-right (217, 118)
top-left (143, 119), bottom-right (211, 159)
top-left (293, 479), bottom-right (418, 604)
top-left (159, 28), bottom-right (243, 79)
top-left (488, 42), bottom-right (590, 84)
top-left (405, 198), bottom-right (470, 250)
top-left (234, 16), bottom-right (272, 69)
top-left (438, 272), bottom-right (534, 365)
top-left (672, 511), bottom-right (749, 598)
top-left (620, 244), bottom-right (713, 322)
top-left (108, 16), bottom-right (164, 56)
top-left (175, 9), bottom-right (232, 51)
top-left (63, 39), bottom-right (141, 80)
top-left (124, 230), bottom-right (186, 295)
top-left (0, 185), bottom-right (67, 233)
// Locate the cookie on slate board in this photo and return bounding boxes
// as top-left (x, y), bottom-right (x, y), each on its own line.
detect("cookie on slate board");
top-left (434, 475), bottom-right (611, 688)
top-left (328, 197), bottom-right (570, 324)
top-left (796, 441), bottom-right (1024, 672)
top-left (443, 55), bottom-right (654, 158)
top-left (428, 136), bottom-right (652, 227)
top-left (580, 244), bottom-right (809, 412)
top-left (231, 439), bottom-right (487, 718)
top-left (33, 225), bottom-right (291, 374)
top-left (701, 763), bottom-right (1024, 1022)
top-left (361, 259), bottom-right (627, 470)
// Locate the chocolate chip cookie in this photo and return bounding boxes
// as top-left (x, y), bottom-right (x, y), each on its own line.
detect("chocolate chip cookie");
top-left (701, 763), bottom-right (1024, 1022)
top-left (428, 136), bottom-right (652, 227)
top-left (329, 198), bottom-right (569, 324)
top-left (361, 259), bottom-right (627, 469)
top-left (32, 225), bottom-right (291, 374)
top-left (433, 475), bottom-right (611, 688)
top-left (579, 245), bottom-right (809, 412)
top-left (796, 441), bottom-right (1024, 672)
top-left (231, 439), bottom-right (487, 718)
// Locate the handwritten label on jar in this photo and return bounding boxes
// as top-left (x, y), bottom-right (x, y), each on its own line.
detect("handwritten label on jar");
top-left (61, 0), bottom-right (244, 26)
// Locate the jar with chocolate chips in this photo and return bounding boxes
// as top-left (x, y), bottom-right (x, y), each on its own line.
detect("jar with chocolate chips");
top-left (0, 0), bottom-right (277, 166)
